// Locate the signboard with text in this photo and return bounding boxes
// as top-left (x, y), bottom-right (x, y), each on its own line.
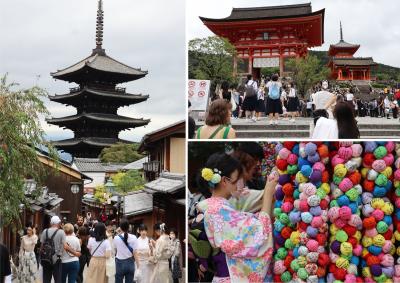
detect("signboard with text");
top-left (188, 79), bottom-right (210, 111)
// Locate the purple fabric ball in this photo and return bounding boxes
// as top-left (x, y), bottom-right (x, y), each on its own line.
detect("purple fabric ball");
top-left (279, 174), bottom-right (291, 185)
top-left (330, 241), bottom-right (341, 254)
top-left (310, 206), bottom-right (322, 216)
top-left (370, 264), bottom-right (382, 277)
top-left (308, 153), bottom-right (321, 164)
top-left (364, 141), bottom-right (377, 153)
top-left (289, 211), bottom-right (301, 224)
top-left (275, 187), bottom-right (285, 200)
top-left (275, 233), bottom-right (285, 246)
top-left (275, 143), bottom-right (283, 154)
top-left (306, 226), bottom-right (319, 238)
top-left (305, 143), bottom-right (317, 156)
top-left (309, 170), bottom-right (322, 184)
top-left (382, 266), bottom-right (394, 278)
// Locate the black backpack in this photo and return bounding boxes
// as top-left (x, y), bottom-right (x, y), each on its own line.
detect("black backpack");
top-left (245, 81), bottom-right (257, 98)
top-left (40, 229), bottom-right (60, 266)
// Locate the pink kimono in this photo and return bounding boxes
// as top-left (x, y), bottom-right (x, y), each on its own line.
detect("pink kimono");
top-left (197, 196), bottom-right (273, 282)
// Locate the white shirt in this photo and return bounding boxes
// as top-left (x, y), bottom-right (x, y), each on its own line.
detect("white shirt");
top-left (62, 235), bottom-right (81, 263)
top-left (137, 237), bottom-right (150, 250)
top-left (113, 233), bottom-right (138, 260)
top-left (312, 117), bottom-right (338, 139)
top-left (312, 90), bottom-right (335, 110)
top-left (266, 81), bottom-right (282, 90)
top-left (346, 92), bottom-right (354, 101)
top-left (246, 80), bottom-right (258, 91)
top-left (88, 237), bottom-right (111, 257)
top-left (384, 98), bottom-right (391, 108)
top-left (287, 88), bottom-right (296, 97)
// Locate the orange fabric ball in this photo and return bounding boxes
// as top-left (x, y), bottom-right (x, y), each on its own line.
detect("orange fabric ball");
top-left (348, 171), bottom-right (361, 185)
top-left (322, 171), bottom-right (330, 183)
top-left (363, 217), bottom-right (376, 230)
top-left (281, 227), bottom-right (292, 239)
top-left (318, 144), bottom-right (329, 158)
top-left (363, 180), bottom-right (375, 192)
top-left (282, 183), bottom-right (294, 196)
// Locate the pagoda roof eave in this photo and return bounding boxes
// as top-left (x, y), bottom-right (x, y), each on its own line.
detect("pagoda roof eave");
top-left (331, 57), bottom-right (377, 67)
top-left (51, 53), bottom-right (148, 83)
top-left (51, 137), bottom-right (131, 148)
top-left (46, 113), bottom-right (150, 126)
top-left (49, 88), bottom-right (149, 104)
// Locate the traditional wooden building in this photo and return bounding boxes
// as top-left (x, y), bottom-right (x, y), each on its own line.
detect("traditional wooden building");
top-left (199, 3), bottom-right (325, 78)
top-left (328, 22), bottom-right (376, 81)
top-left (47, 0), bottom-right (150, 158)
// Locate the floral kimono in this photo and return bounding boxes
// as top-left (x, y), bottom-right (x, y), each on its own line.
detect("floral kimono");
top-left (197, 196), bottom-right (273, 282)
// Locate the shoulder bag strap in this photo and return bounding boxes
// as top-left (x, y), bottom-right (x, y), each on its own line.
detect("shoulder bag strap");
top-left (91, 239), bottom-right (104, 257)
top-left (196, 127), bottom-right (201, 139)
top-left (118, 234), bottom-right (133, 253)
top-left (222, 126), bottom-right (231, 139)
top-left (208, 125), bottom-right (225, 139)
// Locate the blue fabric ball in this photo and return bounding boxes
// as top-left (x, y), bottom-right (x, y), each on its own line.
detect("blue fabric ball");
top-left (306, 226), bottom-right (319, 238)
top-left (308, 153), bottom-right (320, 164)
top-left (289, 211), bottom-right (301, 224)
top-left (383, 215), bottom-right (393, 226)
top-left (301, 165), bottom-right (312, 177)
top-left (301, 212), bottom-right (313, 223)
top-left (275, 200), bottom-right (283, 208)
top-left (337, 195), bottom-right (350, 207)
top-left (373, 186), bottom-right (387, 197)
top-left (305, 143), bottom-right (317, 155)
top-left (292, 144), bottom-right (300, 156)
top-left (386, 180), bottom-right (393, 191)
top-left (364, 141), bottom-right (377, 153)
top-left (348, 202), bottom-right (358, 214)
top-left (293, 247), bottom-right (299, 258)
top-left (368, 245), bottom-right (382, 255)
top-left (310, 206), bottom-right (322, 216)
top-left (274, 220), bottom-right (285, 232)
top-left (350, 255), bottom-right (360, 265)
top-left (298, 158), bottom-right (311, 169)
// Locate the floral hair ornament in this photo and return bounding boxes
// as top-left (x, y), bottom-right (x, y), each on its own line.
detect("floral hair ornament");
top-left (160, 223), bottom-right (166, 233)
top-left (201, 167), bottom-right (222, 188)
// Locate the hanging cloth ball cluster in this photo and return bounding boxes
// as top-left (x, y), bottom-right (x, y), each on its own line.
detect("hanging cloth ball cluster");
top-left (360, 141), bottom-right (396, 282)
top-left (393, 144), bottom-right (400, 281)
top-left (327, 142), bottom-right (364, 283)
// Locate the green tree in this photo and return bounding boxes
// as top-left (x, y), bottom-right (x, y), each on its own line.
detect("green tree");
top-left (112, 170), bottom-right (145, 194)
top-left (0, 74), bottom-right (58, 227)
top-left (100, 143), bottom-right (144, 163)
top-left (94, 185), bottom-right (107, 203)
top-left (188, 36), bottom-right (236, 83)
top-left (286, 55), bottom-right (330, 97)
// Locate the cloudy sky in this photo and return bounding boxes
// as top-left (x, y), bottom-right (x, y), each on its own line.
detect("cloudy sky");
top-left (187, 0), bottom-right (400, 68)
top-left (0, 0), bottom-right (185, 143)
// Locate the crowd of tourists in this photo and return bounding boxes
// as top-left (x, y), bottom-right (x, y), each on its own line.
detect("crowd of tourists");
top-left (1, 215), bottom-right (183, 283)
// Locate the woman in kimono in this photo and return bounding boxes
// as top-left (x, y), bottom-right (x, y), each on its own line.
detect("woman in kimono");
top-left (135, 224), bottom-right (154, 283)
top-left (150, 223), bottom-right (174, 283)
top-left (196, 152), bottom-right (276, 282)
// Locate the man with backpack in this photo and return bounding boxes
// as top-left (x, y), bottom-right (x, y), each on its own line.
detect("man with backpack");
top-left (266, 74), bottom-right (283, 125)
top-left (40, 216), bottom-right (66, 283)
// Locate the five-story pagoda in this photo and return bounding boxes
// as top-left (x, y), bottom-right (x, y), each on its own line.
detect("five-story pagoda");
top-left (47, 0), bottom-right (150, 158)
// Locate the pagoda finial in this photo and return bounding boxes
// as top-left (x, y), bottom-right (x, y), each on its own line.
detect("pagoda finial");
top-left (340, 21), bottom-right (343, 42)
top-left (93, 0), bottom-right (106, 55)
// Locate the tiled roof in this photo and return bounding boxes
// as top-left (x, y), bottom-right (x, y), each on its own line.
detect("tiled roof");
top-left (332, 57), bottom-right (376, 66)
top-left (123, 191), bottom-right (153, 216)
top-left (144, 172), bottom-right (185, 194)
top-left (123, 157), bottom-right (148, 170)
top-left (74, 158), bottom-right (104, 172)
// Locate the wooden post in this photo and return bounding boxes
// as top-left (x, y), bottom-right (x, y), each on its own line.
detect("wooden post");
top-left (279, 55), bottom-right (284, 77)
top-left (248, 55), bottom-right (253, 75)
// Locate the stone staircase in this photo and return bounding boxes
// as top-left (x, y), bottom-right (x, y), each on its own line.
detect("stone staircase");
top-left (352, 80), bottom-right (374, 100)
top-left (195, 117), bottom-right (400, 139)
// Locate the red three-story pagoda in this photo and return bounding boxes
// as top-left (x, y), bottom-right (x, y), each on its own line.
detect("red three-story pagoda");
top-left (200, 3), bottom-right (325, 78)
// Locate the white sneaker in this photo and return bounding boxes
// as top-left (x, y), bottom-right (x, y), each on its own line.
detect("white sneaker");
top-left (251, 117), bottom-right (257, 122)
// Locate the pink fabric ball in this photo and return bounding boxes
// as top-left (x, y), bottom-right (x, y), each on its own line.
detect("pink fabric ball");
top-left (383, 153), bottom-right (395, 166)
top-left (273, 260), bottom-right (286, 274)
top-left (381, 254), bottom-right (394, 267)
top-left (339, 178), bottom-right (353, 192)
top-left (278, 148), bottom-right (291, 160)
top-left (351, 144), bottom-right (363, 157)
top-left (312, 162), bottom-right (325, 172)
top-left (394, 169), bottom-right (400, 181)
top-left (339, 141), bottom-right (353, 147)
top-left (329, 252), bottom-right (339, 263)
top-left (395, 198), bottom-right (400, 208)
top-left (344, 274), bottom-right (357, 283)
top-left (386, 141), bottom-right (395, 153)
top-left (293, 199), bottom-right (300, 210)
top-left (332, 155), bottom-right (345, 167)
top-left (372, 160), bottom-right (387, 173)
top-left (299, 200), bottom-right (309, 211)
top-left (328, 207), bottom-right (340, 221)
top-left (353, 244), bottom-right (363, 256)
top-left (382, 241), bottom-right (393, 254)
top-left (339, 206), bottom-right (352, 220)
top-left (303, 183), bottom-right (317, 196)
top-left (281, 202), bottom-right (294, 213)
top-left (395, 158), bottom-right (400, 169)
top-left (299, 192), bottom-right (308, 200)
top-left (371, 209), bottom-right (384, 221)
top-left (306, 239), bottom-right (319, 252)
top-left (311, 216), bottom-right (324, 228)
top-left (364, 228), bottom-right (378, 238)
top-left (287, 153), bottom-right (298, 165)
top-left (335, 218), bottom-right (347, 229)
top-left (364, 278), bottom-right (375, 283)
top-left (349, 214), bottom-right (363, 229)
top-left (394, 266), bottom-right (400, 276)
top-left (338, 146), bottom-right (353, 161)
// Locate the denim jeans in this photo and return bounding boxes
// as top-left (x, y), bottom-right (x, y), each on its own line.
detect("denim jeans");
top-left (115, 257), bottom-right (135, 283)
top-left (61, 261), bottom-right (79, 283)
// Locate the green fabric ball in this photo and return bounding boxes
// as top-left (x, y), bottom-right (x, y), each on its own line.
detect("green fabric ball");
top-left (293, 189), bottom-right (300, 200)
top-left (374, 273), bottom-right (387, 283)
top-left (277, 247), bottom-right (288, 260)
top-left (374, 146), bottom-right (387, 159)
top-left (333, 281), bottom-right (344, 283)
top-left (279, 213), bottom-right (290, 225)
top-left (281, 271), bottom-right (292, 282)
top-left (377, 221), bottom-right (389, 234)
top-left (274, 208), bottom-right (282, 217)
top-left (333, 175), bottom-right (343, 185)
top-left (287, 164), bottom-right (298, 175)
top-left (316, 188), bottom-right (326, 199)
top-left (330, 199), bottom-right (339, 208)
top-left (290, 259), bottom-right (300, 272)
top-left (345, 188), bottom-right (359, 202)
top-left (336, 230), bottom-right (348, 242)
top-left (375, 174), bottom-right (388, 187)
top-left (284, 239), bottom-right (295, 250)
top-left (297, 268), bottom-right (309, 280)
top-left (396, 187), bottom-right (400, 197)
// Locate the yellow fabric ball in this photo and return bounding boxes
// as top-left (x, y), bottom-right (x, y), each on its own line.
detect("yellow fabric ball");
top-left (382, 202), bottom-right (394, 215)
top-left (354, 231), bottom-right (362, 242)
top-left (371, 198), bottom-right (385, 209)
top-left (362, 248), bottom-right (369, 257)
top-left (334, 164), bottom-right (347, 178)
top-left (330, 224), bottom-right (339, 235)
top-left (297, 256), bottom-right (307, 267)
top-left (336, 257), bottom-right (349, 269)
top-left (361, 168), bottom-right (369, 178)
top-left (373, 235), bottom-right (386, 247)
top-left (290, 231), bottom-right (300, 245)
top-left (362, 237), bottom-right (373, 247)
top-left (340, 242), bottom-right (353, 256)
top-left (362, 267), bottom-right (372, 278)
top-left (295, 172), bottom-right (308, 184)
top-left (320, 183), bottom-right (330, 194)
top-left (381, 166), bottom-right (393, 178)
top-left (394, 231), bottom-right (400, 241)
top-left (278, 169), bottom-right (288, 175)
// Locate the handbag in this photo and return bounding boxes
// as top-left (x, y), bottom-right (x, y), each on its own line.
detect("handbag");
top-left (230, 95), bottom-right (237, 111)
